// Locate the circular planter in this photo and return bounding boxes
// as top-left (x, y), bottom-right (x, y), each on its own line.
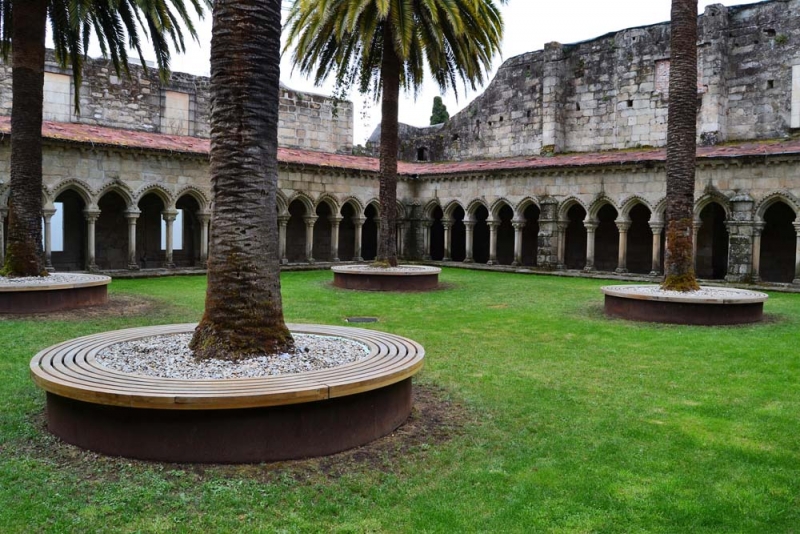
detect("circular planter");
top-left (601, 285), bottom-right (768, 325)
top-left (332, 265), bottom-right (441, 291)
top-left (0, 273), bottom-right (110, 314)
top-left (30, 323), bottom-right (424, 463)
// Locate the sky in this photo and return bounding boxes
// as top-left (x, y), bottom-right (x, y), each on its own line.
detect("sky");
top-left (79, 0), bottom-right (759, 145)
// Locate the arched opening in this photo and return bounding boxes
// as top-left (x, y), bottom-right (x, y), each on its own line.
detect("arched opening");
top-left (51, 189), bottom-right (86, 271)
top-left (362, 204), bottom-right (379, 261)
top-left (496, 205), bottom-right (515, 265)
top-left (136, 193), bottom-right (166, 268)
top-left (595, 204), bottom-right (619, 272)
top-left (430, 207), bottom-right (444, 261)
top-left (94, 191), bottom-right (128, 269)
top-left (627, 204), bottom-right (652, 274)
top-left (760, 202), bottom-right (796, 283)
top-left (564, 204), bottom-right (587, 269)
top-left (339, 203), bottom-right (357, 260)
top-left (521, 204), bottom-right (540, 266)
top-left (473, 205), bottom-right (490, 264)
top-left (416, 147), bottom-right (429, 162)
top-left (314, 202), bottom-right (333, 262)
top-left (286, 199), bottom-right (308, 263)
top-left (174, 195), bottom-right (201, 267)
top-left (450, 206), bottom-right (466, 262)
top-left (696, 202), bottom-right (728, 279)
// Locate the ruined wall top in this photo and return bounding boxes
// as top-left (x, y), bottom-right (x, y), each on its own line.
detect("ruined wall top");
top-left (393, 0), bottom-right (800, 162)
top-left (0, 51), bottom-right (354, 154)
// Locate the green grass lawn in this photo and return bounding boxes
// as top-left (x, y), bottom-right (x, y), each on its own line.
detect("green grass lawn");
top-left (2, 269), bottom-right (799, 533)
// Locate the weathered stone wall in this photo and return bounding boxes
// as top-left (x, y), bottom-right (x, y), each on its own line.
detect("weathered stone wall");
top-left (0, 53), bottom-right (354, 154)
top-left (397, 0), bottom-right (800, 161)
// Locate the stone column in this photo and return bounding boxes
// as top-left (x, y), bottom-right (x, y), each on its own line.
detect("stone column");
top-left (304, 216), bottom-right (317, 263)
top-left (353, 217), bottom-right (365, 261)
top-left (162, 210), bottom-right (177, 268)
top-left (330, 216), bottom-right (342, 262)
top-left (442, 221), bottom-right (452, 261)
top-left (124, 209), bottom-right (141, 270)
top-left (583, 221), bottom-right (597, 271)
top-left (793, 222), bottom-right (800, 285)
top-left (692, 219), bottom-right (701, 271)
top-left (43, 208), bottom-right (56, 272)
top-left (422, 221), bottom-right (432, 260)
top-left (84, 209), bottom-right (100, 272)
top-left (0, 208), bottom-right (6, 268)
top-left (397, 222), bottom-right (406, 258)
top-left (488, 222), bottom-right (499, 265)
top-left (198, 212), bottom-right (211, 267)
top-left (556, 222), bottom-right (568, 269)
top-left (615, 221), bottom-right (631, 273)
top-left (537, 197), bottom-right (559, 268)
top-left (751, 223), bottom-right (765, 282)
top-left (278, 216), bottom-right (289, 264)
top-left (649, 223), bottom-right (664, 276)
top-left (725, 192), bottom-right (756, 282)
top-left (464, 220), bottom-right (475, 263)
top-left (512, 220), bottom-right (525, 266)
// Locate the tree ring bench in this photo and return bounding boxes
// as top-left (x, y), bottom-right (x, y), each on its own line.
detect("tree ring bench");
top-left (332, 265), bottom-right (441, 291)
top-left (30, 323), bottom-right (424, 463)
top-left (0, 273), bottom-right (110, 314)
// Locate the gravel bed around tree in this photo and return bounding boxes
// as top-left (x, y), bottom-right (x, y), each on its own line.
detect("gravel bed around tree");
top-left (333, 265), bottom-right (439, 273)
top-left (95, 333), bottom-right (370, 379)
top-left (0, 273), bottom-right (107, 286)
top-left (602, 284), bottom-right (768, 302)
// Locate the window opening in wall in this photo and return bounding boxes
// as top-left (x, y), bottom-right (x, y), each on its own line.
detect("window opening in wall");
top-left (764, 28), bottom-right (776, 37)
top-left (161, 209), bottom-right (184, 250)
top-left (767, 79), bottom-right (775, 89)
top-left (576, 103), bottom-right (581, 111)
top-left (527, 110), bottom-right (532, 118)
top-left (499, 116), bottom-right (503, 122)
top-left (416, 147), bottom-right (429, 162)
top-left (488, 121), bottom-right (493, 127)
top-left (43, 202), bottom-right (64, 252)
top-left (627, 100), bottom-right (634, 108)
top-left (452, 134), bottom-right (460, 141)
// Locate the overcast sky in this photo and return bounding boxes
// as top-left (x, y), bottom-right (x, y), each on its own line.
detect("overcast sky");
top-left (81, 0), bottom-right (759, 145)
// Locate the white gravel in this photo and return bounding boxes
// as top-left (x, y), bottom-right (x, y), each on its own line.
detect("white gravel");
top-left (335, 265), bottom-right (438, 273)
top-left (0, 273), bottom-right (106, 286)
top-left (602, 284), bottom-right (768, 301)
top-left (95, 333), bottom-right (370, 380)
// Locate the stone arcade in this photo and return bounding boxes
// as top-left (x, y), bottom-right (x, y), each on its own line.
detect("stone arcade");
top-left (2, 0), bottom-right (800, 285)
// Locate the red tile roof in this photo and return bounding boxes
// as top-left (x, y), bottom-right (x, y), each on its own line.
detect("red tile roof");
top-left (2, 115), bottom-right (800, 177)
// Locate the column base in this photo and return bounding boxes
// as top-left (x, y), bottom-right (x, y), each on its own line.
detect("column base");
top-left (423, 255), bottom-right (431, 261)
top-left (127, 264), bottom-right (140, 271)
top-left (332, 257), bottom-right (340, 263)
top-left (615, 268), bottom-right (628, 274)
top-left (354, 257), bottom-right (364, 262)
top-left (583, 266), bottom-right (594, 272)
top-left (463, 258), bottom-right (473, 264)
top-left (649, 270), bottom-right (661, 277)
top-left (86, 263), bottom-right (99, 273)
top-left (443, 257), bottom-right (451, 262)
top-left (45, 265), bottom-right (55, 273)
top-left (556, 263), bottom-right (565, 271)
top-left (793, 279), bottom-right (800, 285)
top-left (165, 262), bottom-right (176, 269)
top-left (511, 261), bottom-right (520, 267)
top-left (487, 260), bottom-right (495, 266)
top-left (307, 258), bottom-right (316, 264)
top-left (281, 258), bottom-right (288, 265)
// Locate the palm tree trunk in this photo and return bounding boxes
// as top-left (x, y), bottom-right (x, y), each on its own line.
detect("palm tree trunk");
top-left (4, 0), bottom-right (47, 277)
top-left (190, 0), bottom-right (293, 361)
top-left (662, 0), bottom-right (700, 291)
top-left (377, 22), bottom-right (400, 267)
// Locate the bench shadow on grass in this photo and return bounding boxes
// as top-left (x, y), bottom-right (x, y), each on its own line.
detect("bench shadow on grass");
top-left (17, 382), bottom-right (476, 484)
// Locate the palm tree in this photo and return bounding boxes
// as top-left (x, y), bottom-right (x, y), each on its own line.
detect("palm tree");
top-left (189, 0), bottom-right (294, 361)
top-left (662, 0), bottom-right (700, 291)
top-left (0, 0), bottom-right (206, 277)
top-left (284, 0), bottom-right (506, 267)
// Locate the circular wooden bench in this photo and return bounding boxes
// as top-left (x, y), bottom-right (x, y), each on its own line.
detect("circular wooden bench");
top-left (332, 265), bottom-right (441, 291)
top-left (0, 273), bottom-right (110, 313)
top-left (30, 323), bottom-right (424, 463)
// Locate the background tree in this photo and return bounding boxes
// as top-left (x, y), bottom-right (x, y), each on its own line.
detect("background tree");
top-left (430, 96), bottom-right (449, 125)
top-left (662, 0), bottom-right (700, 291)
top-left (285, 0), bottom-right (506, 266)
top-left (189, 0), bottom-right (293, 361)
top-left (0, 0), bottom-right (206, 277)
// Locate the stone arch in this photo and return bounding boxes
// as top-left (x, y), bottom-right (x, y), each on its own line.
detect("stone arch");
top-left (694, 192), bottom-right (731, 220)
top-left (651, 197), bottom-right (667, 224)
top-left (594, 203), bottom-right (620, 271)
top-left (557, 196), bottom-right (588, 222)
top-left (362, 201), bottom-right (380, 261)
top-left (287, 191), bottom-right (315, 215)
top-left (466, 198), bottom-right (489, 218)
top-left (619, 195), bottom-right (653, 222)
top-left (489, 197), bottom-right (514, 221)
top-left (276, 190), bottom-right (289, 216)
top-left (755, 191), bottom-right (800, 222)
top-left (443, 200), bottom-right (465, 220)
top-left (365, 199), bottom-right (381, 216)
top-left (95, 182), bottom-right (135, 208)
top-left (516, 196), bottom-right (540, 220)
top-left (395, 201), bottom-right (407, 220)
top-left (174, 185), bottom-right (211, 211)
top-left (423, 199), bottom-right (441, 220)
top-left (587, 196), bottom-right (620, 222)
top-left (134, 184), bottom-right (174, 209)
top-left (759, 198), bottom-right (797, 283)
top-left (340, 196), bottom-right (365, 218)
top-left (315, 193), bottom-right (340, 215)
top-left (51, 185), bottom-right (90, 271)
top-left (286, 194), bottom-right (313, 262)
top-left (50, 179), bottom-right (94, 207)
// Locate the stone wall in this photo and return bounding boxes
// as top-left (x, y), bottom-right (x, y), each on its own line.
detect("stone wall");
top-left (396, 0), bottom-right (800, 161)
top-left (0, 53), bottom-right (354, 154)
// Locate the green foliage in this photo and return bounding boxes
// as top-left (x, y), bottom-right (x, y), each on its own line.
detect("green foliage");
top-left (2, 271), bottom-right (800, 531)
top-left (430, 96), bottom-right (449, 125)
top-left (0, 0), bottom-right (209, 110)
top-left (283, 0), bottom-right (507, 101)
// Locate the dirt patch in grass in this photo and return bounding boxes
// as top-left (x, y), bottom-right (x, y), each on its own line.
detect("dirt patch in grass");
top-left (13, 383), bottom-right (475, 484)
top-left (0, 293), bottom-right (159, 321)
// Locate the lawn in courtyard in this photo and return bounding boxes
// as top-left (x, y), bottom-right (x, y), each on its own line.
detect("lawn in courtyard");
top-left (1, 268), bottom-right (799, 532)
